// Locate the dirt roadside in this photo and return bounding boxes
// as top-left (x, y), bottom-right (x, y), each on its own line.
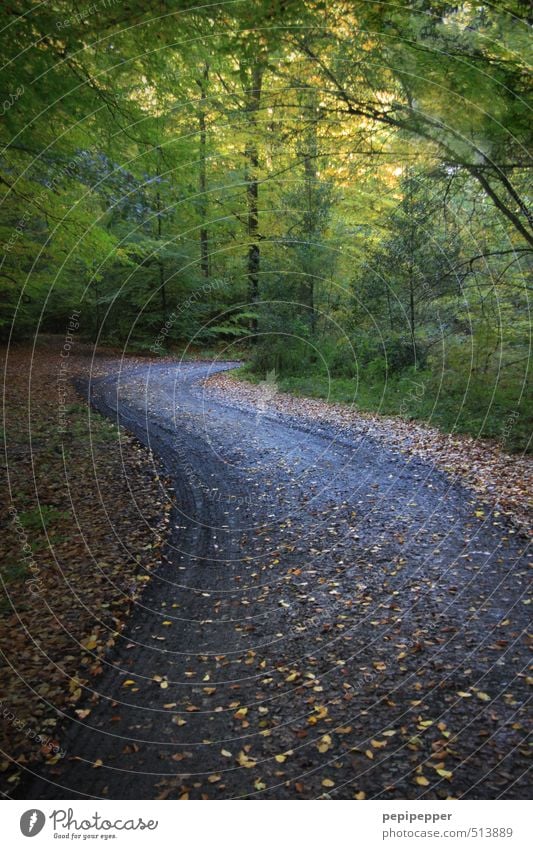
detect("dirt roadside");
top-left (0, 339), bottom-right (171, 795)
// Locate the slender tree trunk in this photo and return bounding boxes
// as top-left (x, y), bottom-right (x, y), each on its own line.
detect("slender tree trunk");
top-left (246, 147), bottom-right (260, 336)
top-left (198, 63), bottom-right (210, 279)
top-left (93, 277), bottom-right (100, 342)
top-left (386, 285), bottom-right (394, 330)
top-left (158, 248), bottom-right (166, 315)
top-left (303, 98), bottom-right (318, 333)
top-left (466, 165), bottom-right (533, 248)
top-left (409, 270), bottom-right (416, 362)
top-left (406, 174), bottom-right (417, 366)
top-left (156, 186), bottom-right (166, 314)
top-left (245, 64), bottom-right (263, 341)
top-left (155, 147), bottom-right (166, 314)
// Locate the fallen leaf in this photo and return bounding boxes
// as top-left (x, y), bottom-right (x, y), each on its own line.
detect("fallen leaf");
top-left (75, 709), bottom-right (91, 719)
top-left (317, 734), bottom-right (332, 754)
top-left (237, 751), bottom-right (257, 769)
top-left (436, 769), bottom-right (453, 780)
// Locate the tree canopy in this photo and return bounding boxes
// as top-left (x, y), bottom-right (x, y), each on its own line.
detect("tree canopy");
top-left (1, 0), bottom-right (531, 447)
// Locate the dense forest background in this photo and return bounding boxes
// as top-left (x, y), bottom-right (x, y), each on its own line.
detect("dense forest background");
top-left (1, 0), bottom-right (531, 449)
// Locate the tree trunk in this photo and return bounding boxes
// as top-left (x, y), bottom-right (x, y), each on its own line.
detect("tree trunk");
top-left (406, 174), bottom-right (417, 366)
top-left (245, 64), bottom-right (263, 341)
top-left (156, 186), bottom-right (166, 314)
top-left (302, 96), bottom-right (318, 333)
top-left (93, 276), bottom-right (101, 342)
top-left (155, 147), bottom-right (166, 315)
top-left (409, 270), bottom-right (416, 364)
top-left (386, 284), bottom-right (394, 330)
top-left (198, 63), bottom-right (210, 279)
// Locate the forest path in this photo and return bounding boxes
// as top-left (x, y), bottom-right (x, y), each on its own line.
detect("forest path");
top-left (22, 360), bottom-right (530, 800)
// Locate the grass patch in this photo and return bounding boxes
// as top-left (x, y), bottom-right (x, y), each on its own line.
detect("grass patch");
top-left (236, 364), bottom-right (531, 453)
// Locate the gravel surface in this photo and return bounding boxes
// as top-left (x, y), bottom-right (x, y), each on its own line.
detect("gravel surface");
top-left (20, 360), bottom-right (531, 800)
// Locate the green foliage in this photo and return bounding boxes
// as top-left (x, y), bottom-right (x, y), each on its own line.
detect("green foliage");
top-left (18, 506), bottom-right (70, 534)
top-left (0, 1), bottom-right (530, 450)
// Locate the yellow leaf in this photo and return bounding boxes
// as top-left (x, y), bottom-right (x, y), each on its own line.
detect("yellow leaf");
top-left (365, 749), bottom-right (374, 760)
top-left (415, 776), bottom-right (430, 786)
top-left (254, 779), bottom-right (266, 791)
top-left (237, 751), bottom-right (257, 769)
top-left (436, 769), bottom-right (453, 780)
top-left (354, 791), bottom-right (366, 800)
top-left (457, 691), bottom-right (472, 698)
top-left (221, 749), bottom-right (232, 758)
top-left (207, 774), bottom-right (221, 783)
top-left (123, 680), bottom-right (135, 687)
top-left (476, 691), bottom-right (491, 702)
top-left (92, 759), bottom-right (103, 769)
top-left (75, 709), bottom-right (91, 719)
top-left (234, 707), bottom-right (248, 720)
top-left (371, 739), bottom-right (387, 748)
top-left (317, 734), bottom-right (332, 753)
top-left (322, 778), bottom-right (335, 788)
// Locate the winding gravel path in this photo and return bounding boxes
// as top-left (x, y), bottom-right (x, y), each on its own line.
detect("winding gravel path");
top-left (21, 361), bottom-right (530, 800)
